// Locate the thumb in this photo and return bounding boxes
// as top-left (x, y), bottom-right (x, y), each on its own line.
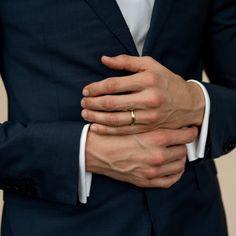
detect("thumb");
top-left (101, 55), bottom-right (152, 73)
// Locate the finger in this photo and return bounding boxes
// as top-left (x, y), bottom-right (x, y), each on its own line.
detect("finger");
top-left (81, 93), bottom-right (145, 111)
top-left (168, 127), bottom-right (199, 146)
top-left (81, 109), bottom-right (161, 127)
top-left (88, 125), bottom-right (198, 143)
top-left (83, 73), bottom-right (144, 97)
top-left (145, 158), bottom-right (186, 179)
top-left (101, 55), bottom-right (156, 73)
top-left (81, 110), bottom-right (132, 127)
top-left (165, 145), bottom-right (187, 164)
top-left (148, 172), bottom-right (184, 188)
top-left (146, 145), bottom-right (187, 166)
top-left (149, 127), bottom-right (199, 147)
top-left (157, 158), bottom-right (186, 177)
top-left (89, 123), bottom-right (149, 135)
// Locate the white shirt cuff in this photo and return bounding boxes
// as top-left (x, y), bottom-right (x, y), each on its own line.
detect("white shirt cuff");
top-left (79, 124), bottom-right (92, 204)
top-left (186, 80), bottom-right (211, 162)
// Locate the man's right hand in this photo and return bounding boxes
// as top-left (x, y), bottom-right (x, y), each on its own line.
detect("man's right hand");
top-left (85, 127), bottom-right (198, 189)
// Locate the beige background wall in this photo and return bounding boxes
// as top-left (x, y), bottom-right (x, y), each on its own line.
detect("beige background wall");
top-left (0, 77), bottom-right (235, 235)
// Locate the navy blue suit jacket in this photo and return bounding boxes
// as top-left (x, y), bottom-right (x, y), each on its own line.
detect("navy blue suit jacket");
top-left (0, 0), bottom-right (234, 235)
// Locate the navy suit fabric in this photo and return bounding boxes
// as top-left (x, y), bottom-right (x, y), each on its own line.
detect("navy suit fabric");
top-left (0, 0), bottom-right (234, 235)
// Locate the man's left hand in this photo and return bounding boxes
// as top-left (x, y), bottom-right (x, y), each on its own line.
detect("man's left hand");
top-left (81, 55), bottom-right (205, 135)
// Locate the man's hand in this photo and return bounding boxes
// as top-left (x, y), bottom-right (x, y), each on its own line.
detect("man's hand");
top-left (81, 55), bottom-right (205, 135)
top-left (86, 127), bottom-right (198, 188)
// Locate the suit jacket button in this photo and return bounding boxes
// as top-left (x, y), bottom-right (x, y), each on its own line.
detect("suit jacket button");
top-left (224, 142), bottom-right (236, 154)
top-left (13, 186), bottom-right (19, 191)
top-left (5, 185), bottom-right (12, 190)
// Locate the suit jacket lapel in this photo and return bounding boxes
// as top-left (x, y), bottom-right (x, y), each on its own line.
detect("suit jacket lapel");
top-left (84, 0), bottom-right (139, 56)
top-left (142, 0), bottom-right (175, 56)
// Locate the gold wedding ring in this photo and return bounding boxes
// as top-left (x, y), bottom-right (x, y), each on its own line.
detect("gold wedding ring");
top-left (130, 110), bottom-right (136, 126)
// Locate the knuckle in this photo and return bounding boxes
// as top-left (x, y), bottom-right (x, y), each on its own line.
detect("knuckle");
top-left (187, 128), bottom-right (198, 142)
top-left (192, 128), bottom-right (199, 139)
top-left (188, 131), bottom-right (195, 142)
top-left (148, 111), bottom-right (160, 123)
top-left (82, 98), bottom-right (89, 107)
top-left (176, 165), bottom-right (185, 174)
top-left (119, 54), bottom-right (129, 60)
top-left (174, 174), bottom-right (183, 183)
top-left (146, 93), bottom-right (162, 108)
top-left (86, 111), bottom-right (95, 122)
top-left (182, 144), bottom-right (188, 153)
top-left (179, 145), bottom-right (187, 156)
top-left (102, 97), bottom-right (115, 110)
top-left (180, 157), bottom-right (187, 166)
top-left (146, 72), bottom-right (157, 85)
top-left (118, 55), bottom-right (130, 66)
top-left (144, 168), bottom-right (158, 179)
top-left (144, 56), bottom-right (154, 64)
top-left (105, 79), bottom-right (118, 93)
top-left (106, 113), bottom-right (119, 126)
top-left (173, 173), bottom-right (182, 182)
top-left (155, 151), bottom-right (166, 165)
top-left (98, 126), bottom-right (109, 135)
top-left (193, 127), bottom-right (199, 137)
top-left (155, 133), bottom-right (168, 146)
top-left (127, 101), bottom-right (135, 110)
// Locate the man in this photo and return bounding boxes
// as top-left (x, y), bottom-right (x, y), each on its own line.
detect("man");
top-left (0, 0), bottom-right (235, 235)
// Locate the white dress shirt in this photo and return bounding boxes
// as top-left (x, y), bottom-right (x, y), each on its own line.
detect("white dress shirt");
top-left (78, 0), bottom-right (211, 203)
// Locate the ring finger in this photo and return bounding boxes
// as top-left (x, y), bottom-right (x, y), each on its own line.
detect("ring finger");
top-left (81, 109), bottom-right (159, 127)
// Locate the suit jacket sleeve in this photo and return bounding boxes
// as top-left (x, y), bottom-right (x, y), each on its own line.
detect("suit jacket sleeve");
top-left (202, 0), bottom-right (236, 159)
top-left (0, 119), bottom-right (84, 206)
top-left (0, 18), bottom-right (86, 206)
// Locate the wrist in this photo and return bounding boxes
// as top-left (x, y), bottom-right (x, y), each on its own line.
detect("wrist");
top-left (186, 81), bottom-right (205, 127)
top-left (85, 130), bottom-right (112, 175)
top-left (85, 130), bottom-right (100, 173)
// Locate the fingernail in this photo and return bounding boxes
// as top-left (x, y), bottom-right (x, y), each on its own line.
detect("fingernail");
top-left (81, 110), bottom-right (87, 119)
top-left (90, 125), bottom-right (98, 132)
top-left (102, 55), bottom-right (112, 60)
top-left (83, 89), bottom-right (89, 97)
top-left (81, 99), bottom-right (85, 107)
